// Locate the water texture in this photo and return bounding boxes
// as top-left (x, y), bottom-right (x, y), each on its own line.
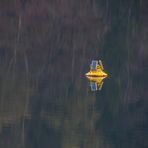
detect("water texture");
top-left (0, 0), bottom-right (148, 148)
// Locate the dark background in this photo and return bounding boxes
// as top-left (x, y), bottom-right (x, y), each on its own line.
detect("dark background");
top-left (0, 0), bottom-right (148, 148)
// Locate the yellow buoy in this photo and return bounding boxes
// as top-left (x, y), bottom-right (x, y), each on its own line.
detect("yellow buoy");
top-left (85, 60), bottom-right (108, 91)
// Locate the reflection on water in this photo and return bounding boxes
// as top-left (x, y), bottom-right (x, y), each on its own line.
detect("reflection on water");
top-left (0, 0), bottom-right (148, 148)
top-left (87, 77), bottom-right (105, 91)
top-left (85, 60), bottom-right (108, 91)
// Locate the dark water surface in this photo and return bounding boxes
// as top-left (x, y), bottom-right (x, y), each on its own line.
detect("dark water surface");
top-left (0, 0), bottom-right (148, 148)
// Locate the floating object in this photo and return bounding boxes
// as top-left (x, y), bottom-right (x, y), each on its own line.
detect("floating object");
top-left (85, 60), bottom-right (108, 91)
